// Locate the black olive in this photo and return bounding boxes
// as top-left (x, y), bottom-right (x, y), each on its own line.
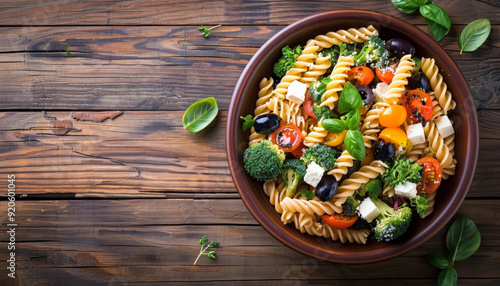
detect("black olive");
top-left (409, 72), bottom-right (431, 92)
top-left (253, 113), bottom-right (280, 134)
top-left (373, 141), bottom-right (396, 164)
top-left (355, 85), bottom-right (374, 107)
top-left (386, 38), bottom-right (416, 59)
top-left (315, 175), bottom-right (339, 201)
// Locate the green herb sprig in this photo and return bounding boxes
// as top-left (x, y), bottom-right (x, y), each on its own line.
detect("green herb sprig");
top-left (381, 156), bottom-right (422, 187)
top-left (65, 45), bottom-right (72, 57)
top-left (299, 189), bottom-right (315, 200)
top-left (322, 82), bottom-right (365, 161)
top-left (240, 115), bottom-right (255, 131)
top-left (194, 235), bottom-right (220, 265)
top-left (182, 97), bottom-right (219, 132)
top-left (199, 24), bottom-right (222, 38)
top-left (427, 216), bottom-right (481, 286)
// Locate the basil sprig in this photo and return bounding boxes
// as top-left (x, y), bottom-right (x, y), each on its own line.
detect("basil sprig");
top-left (322, 82), bottom-right (366, 161)
top-left (419, 4), bottom-right (452, 42)
top-left (427, 216), bottom-right (481, 286)
top-left (458, 19), bottom-right (491, 54)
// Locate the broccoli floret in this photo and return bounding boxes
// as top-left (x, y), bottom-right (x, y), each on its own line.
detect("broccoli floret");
top-left (312, 104), bottom-right (337, 120)
top-left (339, 42), bottom-right (356, 57)
top-left (301, 144), bottom-right (337, 170)
top-left (281, 159), bottom-right (307, 197)
top-left (273, 45), bottom-right (303, 78)
top-left (409, 194), bottom-right (430, 215)
top-left (309, 76), bottom-right (333, 104)
top-left (372, 198), bottom-right (413, 242)
top-left (353, 36), bottom-right (389, 68)
top-left (321, 46), bottom-right (340, 66)
top-left (342, 196), bottom-right (359, 216)
top-left (243, 139), bottom-right (286, 181)
top-left (357, 178), bottom-right (382, 199)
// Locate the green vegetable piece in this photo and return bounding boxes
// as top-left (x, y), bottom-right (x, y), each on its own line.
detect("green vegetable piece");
top-left (458, 19), bottom-right (491, 54)
top-left (312, 104), bottom-right (337, 120)
top-left (438, 266), bottom-right (457, 286)
top-left (281, 159), bottom-right (307, 197)
top-left (309, 77), bottom-right (333, 104)
top-left (358, 178), bottom-right (382, 199)
top-left (322, 118), bottom-right (347, 134)
top-left (273, 45), bottom-right (303, 78)
top-left (321, 46), bottom-right (340, 66)
top-left (427, 253), bottom-right (450, 270)
top-left (446, 215), bottom-right (481, 263)
top-left (300, 190), bottom-right (315, 200)
top-left (339, 42), bottom-right (356, 57)
top-left (347, 110), bottom-right (361, 130)
top-left (65, 44), bottom-right (72, 57)
top-left (199, 24), bottom-right (221, 38)
top-left (194, 235), bottom-right (220, 265)
top-left (344, 129), bottom-right (365, 161)
top-left (391, 0), bottom-right (427, 14)
top-left (338, 82), bottom-right (364, 114)
top-left (240, 114), bottom-right (255, 131)
top-left (409, 194), bottom-right (430, 215)
top-left (372, 198), bottom-right (412, 241)
top-left (208, 251), bottom-right (217, 260)
top-left (341, 196), bottom-right (359, 216)
top-left (411, 56), bottom-right (421, 74)
top-left (244, 139), bottom-right (285, 181)
top-left (353, 36), bottom-right (389, 68)
top-left (381, 156), bottom-right (422, 187)
top-left (301, 143), bottom-right (337, 170)
top-left (182, 97), bottom-right (219, 132)
top-left (419, 4), bottom-right (451, 42)
top-left (199, 235), bottom-right (208, 245)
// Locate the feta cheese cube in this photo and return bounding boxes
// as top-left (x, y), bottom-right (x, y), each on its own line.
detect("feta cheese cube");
top-left (359, 197), bottom-right (381, 223)
top-left (286, 80), bottom-right (307, 105)
top-left (434, 115), bottom-right (454, 138)
top-left (304, 161), bottom-right (324, 188)
top-left (406, 123), bottom-right (426, 145)
top-left (394, 181), bottom-right (418, 198)
top-left (372, 82), bottom-right (388, 103)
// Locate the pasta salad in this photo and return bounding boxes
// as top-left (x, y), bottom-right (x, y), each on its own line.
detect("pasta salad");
top-left (241, 25), bottom-right (456, 244)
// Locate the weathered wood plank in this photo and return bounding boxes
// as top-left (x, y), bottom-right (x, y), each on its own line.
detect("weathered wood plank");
top-left (0, 24), bottom-right (497, 110)
top-left (0, 0), bottom-right (497, 26)
top-left (0, 110), bottom-right (498, 197)
top-left (0, 199), bottom-right (497, 285)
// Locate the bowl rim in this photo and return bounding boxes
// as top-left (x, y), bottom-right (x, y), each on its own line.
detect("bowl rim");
top-left (226, 9), bottom-right (479, 264)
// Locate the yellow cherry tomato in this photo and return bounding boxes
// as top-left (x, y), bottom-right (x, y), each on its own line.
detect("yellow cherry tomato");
top-left (379, 105), bottom-right (407, 128)
top-left (324, 130), bottom-right (347, 147)
top-left (379, 127), bottom-right (407, 148)
top-left (361, 148), bottom-right (374, 167)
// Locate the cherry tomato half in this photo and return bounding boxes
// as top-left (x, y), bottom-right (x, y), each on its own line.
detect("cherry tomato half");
top-left (416, 157), bottom-right (442, 194)
top-left (379, 105), bottom-right (407, 128)
top-left (379, 127), bottom-right (408, 148)
top-left (402, 89), bottom-right (433, 123)
top-left (269, 123), bottom-right (302, 153)
top-left (322, 214), bottom-right (358, 229)
top-left (347, 66), bottom-right (375, 86)
top-left (376, 62), bottom-right (397, 84)
top-left (324, 130), bottom-right (347, 147)
top-left (303, 90), bottom-right (316, 119)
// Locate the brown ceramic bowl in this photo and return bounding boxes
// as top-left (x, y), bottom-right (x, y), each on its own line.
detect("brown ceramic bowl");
top-left (226, 10), bottom-right (479, 263)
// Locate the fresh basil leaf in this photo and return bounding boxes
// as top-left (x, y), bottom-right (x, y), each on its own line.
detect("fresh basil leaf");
top-left (182, 97), bottom-right (219, 132)
top-left (240, 115), bottom-right (255, 131)
top-left (420, 4), bottom-right (451, 42)
top-left (446, 215), bottom-right (481, 262)
top-left (300, 189), bottom-right (315, 200)
top-left (347, 110), bottom-right (361, 130)
top-left (338, 82), bottom-right (364, 114)
top-left (438, 266), bottom-right (457, 286)
top-left (322, 118), bottom-right (347, 134)
top-left (427, 254), bottom-right (451, 269)
top-left (344, 129), bottom-right (366, 161)
top-left (458, 19), bottom-right (491, 54)
top-left (391, 0), bottom-right (427, 14)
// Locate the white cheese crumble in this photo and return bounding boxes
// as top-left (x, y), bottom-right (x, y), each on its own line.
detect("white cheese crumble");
top-left (359, 197), bottom-right (381, 223)
top-left (394, 181), bottom-right (418, 198)
top-left (286, 80), bottom-right (307, 105)
top-left (304, 161), bottom-right (324, 188)
top-left (406, 123), bottom-right (426, 145)
top-left (434, 115), bottom-right (454, 138)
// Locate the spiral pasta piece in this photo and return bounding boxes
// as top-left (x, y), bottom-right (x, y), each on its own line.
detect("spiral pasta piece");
top-left (321, 56), bottom-right (354, 109)
top-left (423, 121), bottom-right (453, 169)
top-left (421, 57), bottom-right (456, 114)
top-left (331, 160), bottom-right (388, 208)
top-left (428, 91), bottom-right (444, 121)
top-left (263, 180), bottom-right (288, 214)
top-left (280, 197), bottom-right (343, 216)
top-left (360, 101), bottom-right (390, 148)
top-left (383, 55), bottom-right (414, 105)
top-left (301, 49), bottom-right (332, 84)
top-left (327, 150), bottom-right (355, 181)
top-left (314, 25), bottom-right (379, 49)
top-left (248, 78), bottom-right (274, 146)
top-left (382, 181), bottom-right (395, 197)
top-left (303, 121), bottom-right (328, 147)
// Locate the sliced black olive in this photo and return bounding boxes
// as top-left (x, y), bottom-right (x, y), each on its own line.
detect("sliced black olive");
top-left (253, 114), bottom-right (280, 134)
top-left (386, 38), bottom-right (416, 59)
top-left (373, 141), bottom-right (396, 164)
top-left (355, 85), bottom-right (374, 107)
top-left (315, 175), bottom-right (339, 201)
top-left (409, 72), bottom-right (431, 92)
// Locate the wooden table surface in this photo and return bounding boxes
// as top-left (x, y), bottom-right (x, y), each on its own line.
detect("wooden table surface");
top-left (0, 0), bottom-right (498, 285)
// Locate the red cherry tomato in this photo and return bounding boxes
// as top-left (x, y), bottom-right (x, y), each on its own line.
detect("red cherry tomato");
top-left (290, 143), bottom-right (306, 159)
top-left (376, 62), bottom-right (397, 84)
top-left (322, 214), bottom-right (358, 229)
top-left (303, 90), bottom-right (316, 119)
top-left (416, 157), bottom-right (442, 194)
top-left (402, 89), bottom-right (433, 123)
top-left (269, 123), bottom-right (302, 153)
top-left (347, 66), bottom-right (375, 86)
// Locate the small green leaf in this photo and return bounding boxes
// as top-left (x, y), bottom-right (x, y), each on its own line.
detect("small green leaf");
top-left (182, 97), bottom-right (219, 132)
top-left (427, 254), bottom-right (451, 269)
top-left (344, 129), bottom-right (366, 161)
top-left (338, 82), bottom-right (364, 114)
top-left (438, 266), bottom-right (457, 286)
top-left (240, 115), bottom-right (255, 131)
top-left (322, 118), bottom-right (347, 134)
top-left (199, 235), bottom-right (208, 245)
top-left (65, 44), bottom-right (72, 57)
top-left (199, 25), bottom-right (210, 38)
top-left (446, 215), bottom-right (481, 262)
top-left (347, 110), bottom-right (361, 130)
top-left (458, 19), bottom-right (491, 54)
top-left (391, 0), bottom-right (427, 14)
top-left (208, 251), bottom-right (217, 259)
top-left (210, 241), bottom-right (220, 247)
top-left (300, 190), bottom-right (315, 200)
top-left (419, 4), bottom-right (451, 42)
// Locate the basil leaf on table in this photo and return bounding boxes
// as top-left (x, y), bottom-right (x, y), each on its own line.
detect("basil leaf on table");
top-left (347, 110), bottom-right (361, 130)
top-left (182, 97), bottom-right (219, 132)
top-left (426, 254), bottom-right (450, 269)
top-left (458, 19), bottom-right (491, 54)
top-left (438, 266), bottom-right (457, 286)
top-left (322, 118), bottom-right (347, 134)
top-left (419, 4), bottom-right (452, 41)
top-left (344, 129), bottom-right (366, 161)
top-left (338, 82), bottom-right (364, 114)
top-left (446, 215), bottom-right (481, 262)
top-left (391, 0), bottom-right (428, 14)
